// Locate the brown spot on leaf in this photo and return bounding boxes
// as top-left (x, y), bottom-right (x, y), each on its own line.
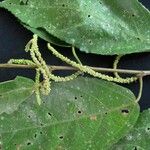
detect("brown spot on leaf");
top-left (56, 145), bottom-right (64, 150)
top-left (90, 115), bottom-right (97, 121)
top-left (16, 144), bottom-right (22, 150)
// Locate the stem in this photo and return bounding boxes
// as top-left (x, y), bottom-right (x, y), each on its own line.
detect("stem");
top-left (0, 63), bottom-right (150, 76)
top-left (72, 47), bottom-right (82, 65)
top-left (136, 77), bottom-right (143, 102)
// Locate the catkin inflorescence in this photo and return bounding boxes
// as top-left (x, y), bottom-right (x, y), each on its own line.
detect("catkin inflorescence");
top-left (8, 35), bottom-right (80, 104)
top-left (8, 34), bottom-right (138, 104)
top-left (47, 44), bottom-right (138, 84)
top-left (113, 55), bottom-right (138, 82)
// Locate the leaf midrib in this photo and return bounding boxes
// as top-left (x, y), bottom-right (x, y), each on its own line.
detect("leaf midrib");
top-left (0, 102), bottom-right (138, 134)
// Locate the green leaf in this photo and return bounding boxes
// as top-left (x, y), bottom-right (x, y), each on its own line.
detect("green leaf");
top-left (0, 77), bottom-right (139, 149)
top-left (112, 109), bottom-right (150, 150)
top-left (0, 0), bottom-right (150, 55)
top-left (0, 76), bottom-right (34, 115)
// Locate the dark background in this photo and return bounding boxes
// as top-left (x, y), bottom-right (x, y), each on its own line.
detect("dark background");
top-left (0, 0), bottom-right (149, 111)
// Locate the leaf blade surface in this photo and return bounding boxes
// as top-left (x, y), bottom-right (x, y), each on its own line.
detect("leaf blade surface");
top-left (0, 77), bottom-right (140, 149)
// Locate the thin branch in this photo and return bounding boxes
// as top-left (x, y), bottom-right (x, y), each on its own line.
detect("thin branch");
top-left (0, 63), bottom-right (150, 76)
top-left (72, 47), bottom-right (82, 65)
top-left (0, 64), bottom-right (37, 69)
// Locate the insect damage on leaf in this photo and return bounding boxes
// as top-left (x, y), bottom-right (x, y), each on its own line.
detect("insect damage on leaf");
top-left (0, 0), bottom-right (149, 55)
top-left (112, 109), bottom-right (150, 149)
top-left (0, 77), bottom-right (140, 149)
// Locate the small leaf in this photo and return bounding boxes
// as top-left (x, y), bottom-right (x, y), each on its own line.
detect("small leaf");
top-left (0, 0), bottom-right (149, 55)
top-left (112, 109), bottom-right (150, 150)
top-left (0, 77), bottom-right (139, 149)
top-left (0, 76), bottom-right (34, 115)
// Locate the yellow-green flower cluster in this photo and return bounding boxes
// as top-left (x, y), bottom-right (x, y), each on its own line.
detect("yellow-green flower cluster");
top-left (47, 44), bottom-right (137, 84)
top-left (8, 35), bottom-right (80, 105)
top-left (8, 34), bottom-right (138, 105)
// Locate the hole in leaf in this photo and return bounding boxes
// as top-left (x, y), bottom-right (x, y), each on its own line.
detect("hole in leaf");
top-left (40, 131), bottom-right (43, 134)
top-left (147, 127), bottom-right (150, 131)
top-left (27, 142), bottom-right (31, 146)
top-left (78, 110), bottom-right (82, 114)
top-left (28, 115), bottom-right (31, 118)
top-left (20, 1), bottom-right (24, 5)
top-left (121, 109), bottom-right (129, 114)
top-left (62, 4), bottom-right (65, 7)
top-left (59, 136), bottom-right (64, 140)
top-left (40, 123), bottom-right (44, 126)
top-left (34, 134), bottom-right (37, 138)
top-left (89, 40), bottom-right (92, 44)
top-left (75, 97), bottom-right (77, 100)
top-left (105, 112), bottom-right (108, 115)
top-left (88, 15), bottom-right (91, 18)
top-left (20, 0), bottom-right (28, 5)
top-left (136, 37), bottom-right (141, 40)
top-left (132, 14), bottom-right (135, 17)
top-left (48, 112), bottom-right (52, 116)
top-left (133, 146), bottom-right (137, 150)
top-left (80, 95), bottom-right (83, 98)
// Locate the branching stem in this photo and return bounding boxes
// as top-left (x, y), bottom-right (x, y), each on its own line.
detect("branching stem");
top-left (0, 63), bottom-right (150, 77)
top-left (0, 35), bottom-right (147, 104)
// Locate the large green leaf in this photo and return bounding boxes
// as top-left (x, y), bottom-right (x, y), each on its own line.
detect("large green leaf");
top-left (0, 0), bottom-right (150, 55)
top-left (112, 109), bottom-right (150, 150)
top-left (0, 77), bottom-right (139, 149)
top-left (0, 76), bottom-right (34, 115)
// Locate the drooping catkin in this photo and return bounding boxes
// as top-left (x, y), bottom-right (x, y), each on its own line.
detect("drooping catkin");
top-left (113, 55), bottom-right (138, 82)
top-left (47, 43), bottom-right (137, 84)
top-left (35, 68), bottom-right (42, 105)
top-left (8, 59), bottom-right (36, 66)
top-left (8, 35), bottom-right (81, 104)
